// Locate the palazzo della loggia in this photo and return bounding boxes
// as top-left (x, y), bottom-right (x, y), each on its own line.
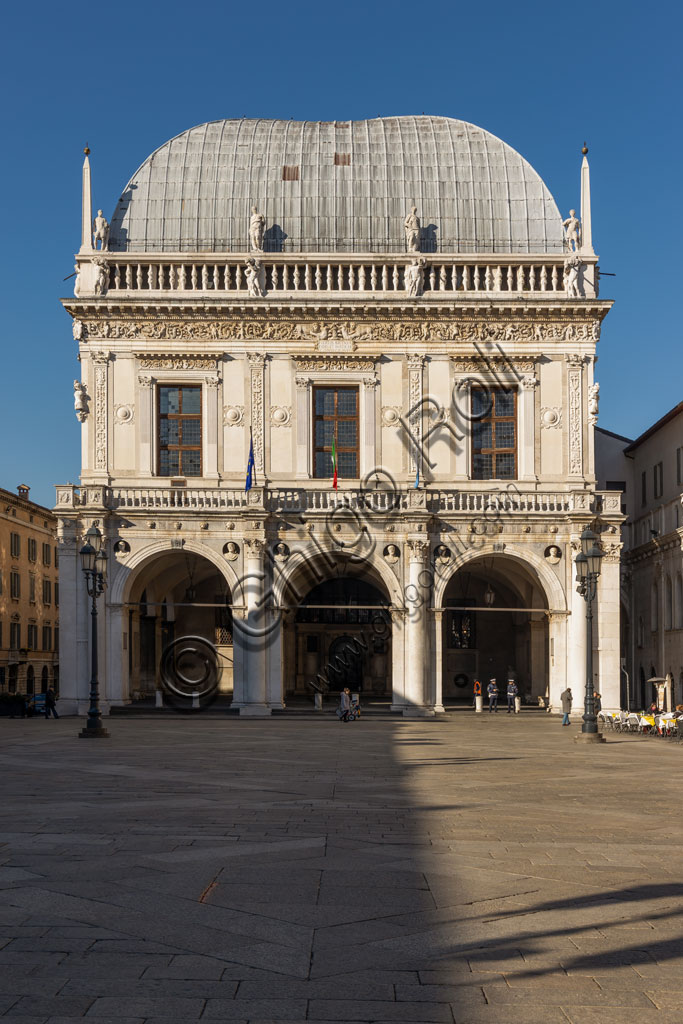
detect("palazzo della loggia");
top-left (56, 116), bottom-right (623, 715)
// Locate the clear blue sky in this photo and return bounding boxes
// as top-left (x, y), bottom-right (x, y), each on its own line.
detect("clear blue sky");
top-left (1, 0), bottom-right (680, 507)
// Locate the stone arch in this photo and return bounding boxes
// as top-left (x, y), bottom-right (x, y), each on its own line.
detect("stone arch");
top-left (432, 542), bottom-right (567, 613)
top-left (110, 540), bottom-right (240, 606)
top-left (272, 540), bottom-right (403, 611)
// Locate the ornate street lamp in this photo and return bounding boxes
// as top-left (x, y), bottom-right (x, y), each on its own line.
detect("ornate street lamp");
top-left (79, 526), bottom-right (109, 738)
top-left (575, 527), bottom-right (604, 742)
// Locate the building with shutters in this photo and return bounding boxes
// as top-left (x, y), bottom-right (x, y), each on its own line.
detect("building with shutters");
top-left (0, 485), bottom-right (60, 698)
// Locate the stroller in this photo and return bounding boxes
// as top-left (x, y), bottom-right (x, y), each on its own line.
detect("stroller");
top-left (336, 696), bottom-right (361, 722)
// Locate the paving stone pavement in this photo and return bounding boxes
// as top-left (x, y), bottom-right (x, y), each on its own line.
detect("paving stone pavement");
top-left (0, 712), bottom-right (682, 1023)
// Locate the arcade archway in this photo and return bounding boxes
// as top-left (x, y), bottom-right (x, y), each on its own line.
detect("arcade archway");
top-left (293, 577), bottom-right (392, 699)
top-left (440, 554), bottom-right (550, 703)
top-left (121, 550), bottom-right (234, 701)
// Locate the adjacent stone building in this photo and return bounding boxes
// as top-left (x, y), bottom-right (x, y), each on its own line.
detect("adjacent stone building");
top-left (56, 116), bottom-right (622, 716)
top-left (0, 485), bottom-right (60, 696)
top-left (596, 404), bottom-right (683, 711)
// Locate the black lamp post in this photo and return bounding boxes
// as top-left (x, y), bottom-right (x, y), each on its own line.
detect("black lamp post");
top-left (79, 525), bottom-right (109, 738)
top-left (575, 527), bottom-right (604, 743)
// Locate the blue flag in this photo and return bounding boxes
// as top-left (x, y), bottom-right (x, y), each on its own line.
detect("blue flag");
top-left (245, 432), bottom-right (256, 492)
top-left (414, 459), bottom-right (420, 488)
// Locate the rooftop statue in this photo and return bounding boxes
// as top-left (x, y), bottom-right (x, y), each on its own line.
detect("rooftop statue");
top-left (249, 206), bottom-right (266, 252)
top-left (563, 209), bottom-right (581, 252)
top-left (564, 255), bottom-right (582, 298)
top-left (93, 210), bottom-right (109, 251)
top-left (404, 207), bottom-right (421, 252)
top-left (405, 258), bottom-right (425, 298)
top-left (245, 258), bottom-right (265, 297)
top-left (93, 257), bottom-right (109, 296)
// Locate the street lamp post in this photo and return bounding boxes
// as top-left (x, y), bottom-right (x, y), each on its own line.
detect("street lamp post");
top-left (574, 527), bottom-right (605, 743)
top-left (79, 525), bottom-right (109, 738)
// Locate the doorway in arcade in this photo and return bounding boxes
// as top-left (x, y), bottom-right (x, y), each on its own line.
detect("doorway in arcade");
top-left (442, 556), bottom-right (549, 704)
top-left (292, 577), bottom-right (391, 700)
top-left (125, 551), bottom-right (233, 701)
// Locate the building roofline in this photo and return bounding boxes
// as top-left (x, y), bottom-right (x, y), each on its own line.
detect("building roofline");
top-left (0, 486), bottom-right (57, 519)
top-left (623, 401), bottom-right (683, 453)
top-left (595, 426), bottom-right (633, 444)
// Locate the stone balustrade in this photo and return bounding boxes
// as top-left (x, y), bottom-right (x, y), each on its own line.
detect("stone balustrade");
top-left (57, 484), bottom-right (619, 517)
top-left (75, 253), bottom-right (596, 299)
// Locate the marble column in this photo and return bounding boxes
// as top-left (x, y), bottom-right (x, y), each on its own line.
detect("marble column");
top-left (54, 525), bottom-right (89, 716)
top-left (432, 610), bottom-right (445, 713)
top-left (390, 609), bottom-right (406, 711)
top-left (597, 550), bottom-right (623, 712)
top-left (239, 538), bottom-right (270, 715)
top-left (404, 539), bottom-right (433, 715)
top-left (547, 612), bottom-right (567, 709)
top-left (106, 602), bottom-right (126, 706)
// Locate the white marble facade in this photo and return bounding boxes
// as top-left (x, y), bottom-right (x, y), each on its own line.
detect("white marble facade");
top-left (57, 118), bottom-right (622, 716)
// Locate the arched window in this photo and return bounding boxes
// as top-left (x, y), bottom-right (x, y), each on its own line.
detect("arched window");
top-left (651, 582), bottom-right (659, 632)
top-left (26, 666), bottom-right (35, 695)
top-left (676, 575), bottom-right (683, 630)
top-left (41, 666), bottom-right (48, 693)
top-left (665, 576), bottom-right (673, 631)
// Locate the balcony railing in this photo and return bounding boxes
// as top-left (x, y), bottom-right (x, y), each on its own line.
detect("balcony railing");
top-left (74, 253), bottom-right (598, 299)
top-left (58, 485), bottom-right (621, 517)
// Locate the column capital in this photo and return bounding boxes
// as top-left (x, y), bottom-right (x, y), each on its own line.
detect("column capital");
top-left (406, 538), bottom-right (429, 562)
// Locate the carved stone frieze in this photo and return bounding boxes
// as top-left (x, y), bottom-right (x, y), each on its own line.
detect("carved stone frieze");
top-left (452, 356), bottom-right (537, 373)
top-left (81, 318), bottom-right (599, 344)
top-left (138, 355), bottom-right (217, 370)
top-left (294, 357), bottom-right (375, 372)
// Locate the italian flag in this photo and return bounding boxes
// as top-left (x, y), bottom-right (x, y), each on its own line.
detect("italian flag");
top-left (331, 433), bottom-right (338, 490)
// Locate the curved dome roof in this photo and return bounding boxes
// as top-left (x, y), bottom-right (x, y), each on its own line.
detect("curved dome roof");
top-left (109, 116), bottom-right (564, 254)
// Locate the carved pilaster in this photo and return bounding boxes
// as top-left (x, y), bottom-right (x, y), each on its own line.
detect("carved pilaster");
top-left (247, 353), bottom-right (265, 474)
top-left (407, 354), bottom-right (424, 480)
top-left (565, 354), bottom-right (584, 477)
top-left (91, 352), bottom-right (110, 472)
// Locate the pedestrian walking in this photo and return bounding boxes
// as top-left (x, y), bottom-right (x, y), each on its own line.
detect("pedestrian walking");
top-left (560, 686), bottom-right (572, 726)
top-left (593, 691), bottom-right (602, 714)
top-left (506, 678), bottom-right (518, 714)
top-left (45, 687), bottom-right (59, 720)
top-left (487, 678), bottom-right (498, 713)
top-left (338, 687), bottom-right (351, 723)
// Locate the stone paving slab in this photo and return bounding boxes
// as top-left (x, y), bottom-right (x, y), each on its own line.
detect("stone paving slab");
top-left (1, 714), bottom-right (683, 1022)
